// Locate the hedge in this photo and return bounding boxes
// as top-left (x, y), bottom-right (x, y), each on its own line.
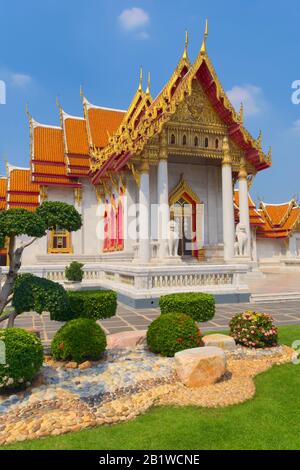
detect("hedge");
top-left (51, 318), bottom-right (107, 363)
top-left (13, 274), bottom-right (72, 322)
top-left (159, 292), bottom-right (215, 323)
top-left (68, 290), bottom-right (117, 321)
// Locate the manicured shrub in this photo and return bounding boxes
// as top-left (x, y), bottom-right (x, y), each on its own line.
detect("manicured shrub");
top-left (147, 312), bottom-right (203, 357)
top-left (0, 328), bottom-right (43, 391)
top-left (229, 311), bottom-right (278, 349)
top-left (65, 261), bottom-right (84, 282)
top-left (159, 292), bottom-right (215, 323)
top-left (51, 318), bottom-right (107, 363)
top-left (13, 274), bottom-right (72, 322)
top-left (68, 290), bottom-right (117, 321)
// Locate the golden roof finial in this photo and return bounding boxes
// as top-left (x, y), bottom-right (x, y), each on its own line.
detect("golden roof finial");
top-left (5, 158), bottom-right (9, 177)
top-left (200, 18), bottom-right (209, 55)
top-left (138, 67), bottom-right (143, 92)
top-left (257, 130), bottom-right (262, 147)
top-left (182, 30), bottom-right (189, 60)
top-left (146, 72), bottom-right (151, 95)
top-left (25, 103), bottom-right (32, 122)
top-left (80, 84), bottom-right (84, 98)
top-left (56, 96), bottom-right (62, 111)
top-left (239, 102), bottom-right (244, 124)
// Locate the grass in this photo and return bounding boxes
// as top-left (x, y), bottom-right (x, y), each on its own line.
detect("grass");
top-left (1, 325), bottom-right (300, 450)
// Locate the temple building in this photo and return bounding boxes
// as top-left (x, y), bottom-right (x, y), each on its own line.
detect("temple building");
top-left (1, 22), bottom-right (299, 305)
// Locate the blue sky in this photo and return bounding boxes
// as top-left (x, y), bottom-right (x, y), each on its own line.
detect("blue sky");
top-left (0, 0), bottom-right (300, 202)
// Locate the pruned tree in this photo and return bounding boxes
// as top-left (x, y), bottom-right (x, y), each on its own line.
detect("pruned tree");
top-left (0, 202), bottom-right (82, 327)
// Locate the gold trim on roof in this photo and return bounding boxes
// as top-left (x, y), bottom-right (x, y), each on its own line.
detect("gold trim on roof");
top-left (90, 22), bottom-right (271, 174)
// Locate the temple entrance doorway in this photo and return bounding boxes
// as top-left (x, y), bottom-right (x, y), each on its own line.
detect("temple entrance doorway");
top-left (171, 198), bottom-right (194, 256)
top-left (169, 176), bottom-right (204, 260)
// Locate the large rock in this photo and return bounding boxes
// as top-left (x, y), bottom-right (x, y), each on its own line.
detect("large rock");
top-left (107, 330), bottom-right (147, 350)
top-left (175, 347), bottom-right (226, 388)
top-left (202, 334), bottom-right (237, 352)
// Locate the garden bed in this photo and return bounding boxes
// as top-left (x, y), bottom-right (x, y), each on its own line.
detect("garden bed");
top-left (0, 341), bottom-right (295, 446)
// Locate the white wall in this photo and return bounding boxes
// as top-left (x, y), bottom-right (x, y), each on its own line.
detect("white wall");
top-left (257, 238), bottom-right (286, 259)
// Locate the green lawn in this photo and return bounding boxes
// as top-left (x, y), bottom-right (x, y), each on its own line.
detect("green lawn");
top-left (1, 325), bottom-right (300, 450)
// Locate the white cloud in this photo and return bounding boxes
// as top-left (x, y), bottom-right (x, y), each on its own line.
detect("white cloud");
top-left (226, 84), bottom-right (263, 116)
top-left (292, 119), bottom-right (300, 133)
top-left (11, 73), bottom-right (32, 88)
top-left (136, 31), bottom-right (150, 40)
top-left (119, 7), bottom-right (149, 31)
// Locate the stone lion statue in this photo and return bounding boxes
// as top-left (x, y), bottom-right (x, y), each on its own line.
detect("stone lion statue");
top-left (234, 223), bottom-right (248, 257)
top-left (168, 219), bottom-right (180, 257)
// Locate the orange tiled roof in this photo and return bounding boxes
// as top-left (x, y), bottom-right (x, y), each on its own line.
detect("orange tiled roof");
top-left (0, 178), bottom-right (7, 210)
top-left (8, 169), bottom-right (40, 211)
top-left (87, 106), bottom-right (125, 149)
top-left (64, 117), bottom-right (89, 156)
top-left (234, 190), bottom-right (265, 227)
top-left (31, 123), bottom-right (81, 187)
top-left (257, 200), bottom-right (300, 239)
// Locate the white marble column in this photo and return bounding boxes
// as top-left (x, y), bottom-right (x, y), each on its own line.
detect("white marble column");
top-left (74, 188), bottom-right (83, 255)
top-left (139, 160), bottom-right (151, 263)
top-left (238, 158), bottom-right (251, 257)
top-left (157, 131), bottom-right (169, 258)
top-left (222, 137), bottom-right (235, 261)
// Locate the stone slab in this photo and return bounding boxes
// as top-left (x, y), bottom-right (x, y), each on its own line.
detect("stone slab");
top-left (107, 330), bottom-right (147, 350)
top-left (202, 334), bottom-right (237, 351)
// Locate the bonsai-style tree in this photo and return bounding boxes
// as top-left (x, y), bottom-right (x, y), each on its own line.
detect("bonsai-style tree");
top-left (0, 201), bottom-right (82, 327)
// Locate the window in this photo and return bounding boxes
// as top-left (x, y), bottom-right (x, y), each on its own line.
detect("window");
top-left (48, 229), bottom-right (72, 254)
top-left (205, 137), bottom-right (209, 148)
top-left (182, 135), bottom-right (187, 146)
top-left (215, 139), bottom-right (219, 149)
top-left (170, 134), bottom-right (176, 145)
top-left (194, 136), bottom-right (199, 147)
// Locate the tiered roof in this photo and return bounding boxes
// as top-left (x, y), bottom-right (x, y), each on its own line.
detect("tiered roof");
top-left (234, 191), bottom-right (300, 239)
top-left (90, 22), bottom-right (272, 182)
top-left (257, 200), bottom-right (300, 238)
top-left (6, 166), bottom-right (40, 211)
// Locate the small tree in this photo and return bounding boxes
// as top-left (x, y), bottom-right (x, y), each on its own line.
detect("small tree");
top-left (0, 201), bottom-right (82, 327)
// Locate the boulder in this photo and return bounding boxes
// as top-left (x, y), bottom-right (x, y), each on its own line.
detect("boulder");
top-left (79, 361), bottom-right (92, 371)
top-left (175, 347), bottom-right (226, 388)
top-left (202, 334), bottom-right (237, 352)
top-left (107, 330), bottom-right (147, 350)
top-left (65, 362), bottom-right (78, 370)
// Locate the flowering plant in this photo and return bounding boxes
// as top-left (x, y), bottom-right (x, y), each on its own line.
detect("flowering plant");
top-left (229, 311), bottom-right (278, 349)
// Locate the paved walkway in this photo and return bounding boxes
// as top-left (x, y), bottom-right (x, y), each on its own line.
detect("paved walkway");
top-left (3, 300), bottom-right (300, 345)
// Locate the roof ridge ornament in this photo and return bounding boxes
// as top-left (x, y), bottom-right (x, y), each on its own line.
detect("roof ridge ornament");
top-left (138, 67), bottom-right (143, 92)
top-left (238, 102), bottom-right (244, 124)
top-left (200, 18), bottom-right (209, 55)
top-left (146, 72), bottom-right (151, 96)
top-left (25, 103), bottom-right (32, 123)
top-left (182, 30), bottom-right (189, 60)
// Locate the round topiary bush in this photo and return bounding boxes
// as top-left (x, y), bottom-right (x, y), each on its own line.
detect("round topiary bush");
top-left (159, 292), bottom-right (215, 323)
top-left (229, 311), bottom-right (278, 349)
top-left (0, 328), bottom-right (44, 391)
top-left (147, 313), bottom-right (203, 357)
top-left (51, 318), bottom-right (107, 363)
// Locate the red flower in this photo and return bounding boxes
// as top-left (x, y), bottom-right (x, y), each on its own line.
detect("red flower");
top-left (59, 342), bottom-right (65, 350)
